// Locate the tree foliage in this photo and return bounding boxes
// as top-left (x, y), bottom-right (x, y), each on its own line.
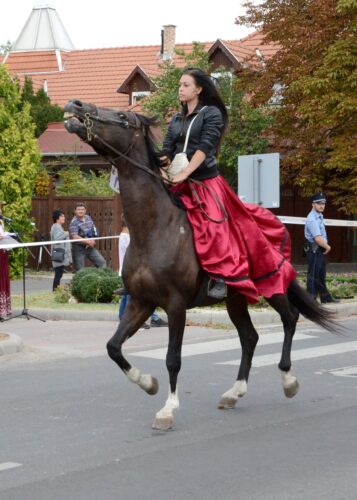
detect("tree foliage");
top-left (0, 65), bottom-right (41, 276)
top-left (21, 77), bottom-right (63, 137)
top-left (143, 43), bottom-right (272, 184)
top-left (51, 159), bottom-right (113, 196)
top-left (143, 43), bottom-right (210, 125)
top-left (237, 0), bottom-right (357, 213)
top-left (217, 74), bottom-right (273, 183)
top-left (0, 41), bottom-right (12, 56)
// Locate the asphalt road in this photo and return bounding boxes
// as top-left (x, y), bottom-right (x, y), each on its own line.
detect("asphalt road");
top-left (0, 318), bottom-right (356, 500)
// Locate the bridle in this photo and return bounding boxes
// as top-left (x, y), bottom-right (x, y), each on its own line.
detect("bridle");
top-left (81, 105), bottom-right (227, 222)
top-left (81, 106), bottom-right (172, 183)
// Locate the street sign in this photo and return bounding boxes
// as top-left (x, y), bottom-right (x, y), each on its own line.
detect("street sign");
top-left (238, 153), bottom-right (280, 208)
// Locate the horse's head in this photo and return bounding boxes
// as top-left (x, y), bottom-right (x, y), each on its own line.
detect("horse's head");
top-left (64, 100), bottom-right (141, 160)
top-left (64, 100), bottom-right (163, 177)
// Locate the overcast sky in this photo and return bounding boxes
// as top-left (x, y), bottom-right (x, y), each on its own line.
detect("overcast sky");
top-left (1, 0), bottom-right (253, 49)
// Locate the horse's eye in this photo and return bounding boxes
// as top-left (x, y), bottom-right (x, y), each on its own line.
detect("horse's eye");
top-left (119, 113), bottom-right (126, 119)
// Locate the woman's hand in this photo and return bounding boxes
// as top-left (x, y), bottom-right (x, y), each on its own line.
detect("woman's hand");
top-left (159, 155), bottom-right (170, 167)
top-left (160, 168), bottom-right (189, 185)
top-left (160, 168), bottom-right (172, 183)
top-left (171, 170), bottom-right (190, 184)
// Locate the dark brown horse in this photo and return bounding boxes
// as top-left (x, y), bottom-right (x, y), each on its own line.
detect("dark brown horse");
top-left (64, 100), bottom-right (337, 430)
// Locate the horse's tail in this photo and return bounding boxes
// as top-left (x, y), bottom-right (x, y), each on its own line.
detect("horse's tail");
top-left (287, 279), bottom-right (342, 334)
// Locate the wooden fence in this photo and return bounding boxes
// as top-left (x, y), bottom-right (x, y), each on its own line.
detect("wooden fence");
top-left (28, 186), bottom-right (354, 271)
top-left (29, 192), bottom-right (121, 271)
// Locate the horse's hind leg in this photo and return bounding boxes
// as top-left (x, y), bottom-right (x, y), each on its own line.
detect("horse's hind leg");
top-left (106, 298), bottom-right (159, 395)
top-left (218, 292), bottom-right (259, 409)
top-left (266, 293), bottom-right (300, 398)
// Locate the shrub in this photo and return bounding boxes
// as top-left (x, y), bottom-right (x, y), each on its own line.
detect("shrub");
top-left (53, 284), bottom-right (71, 303)
top-left (71, 268), bottom-right (119, 303)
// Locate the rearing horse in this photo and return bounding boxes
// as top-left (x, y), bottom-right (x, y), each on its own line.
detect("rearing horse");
top-left (64, 100), bottom-right (337, 430)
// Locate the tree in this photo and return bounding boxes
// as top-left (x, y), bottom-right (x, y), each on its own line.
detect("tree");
top-left (143, 44), bottom-right (272, 185)
top-left (237, 0), bottom-right (357, 213)
top-left (217, 73), bottom-right (272, 183)
top-left (0, 41), bottom-right (12, 56)
top-left (0, 65), bottom-right (41, 276)
top-left (21, 77), bottom-right (63, 137)
top-left (143, 43), bottom-right (210, 125)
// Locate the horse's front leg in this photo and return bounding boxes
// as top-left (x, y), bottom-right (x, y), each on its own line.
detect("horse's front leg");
top-left (152, 304), bottom-right (186, 431)
top-left (106, 298), bottom-right (159, 395)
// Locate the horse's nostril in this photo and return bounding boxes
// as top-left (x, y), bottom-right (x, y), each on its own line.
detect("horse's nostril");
top-left (73, 100), bottom-right (83, 107)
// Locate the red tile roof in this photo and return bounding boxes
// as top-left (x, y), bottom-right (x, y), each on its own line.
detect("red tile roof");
top-left (225, 29), bottom-right (280, 63)
top-left (38, 122), bottom-right (95, 155)
top-left (3, 32), bottom-right (276, 110)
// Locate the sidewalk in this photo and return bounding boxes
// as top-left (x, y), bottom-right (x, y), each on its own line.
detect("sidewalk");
top-left (2, 273), bottom-right (356, 357)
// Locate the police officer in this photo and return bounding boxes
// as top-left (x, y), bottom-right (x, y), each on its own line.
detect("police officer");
top-left (304, 193), bottom-right (339, 303)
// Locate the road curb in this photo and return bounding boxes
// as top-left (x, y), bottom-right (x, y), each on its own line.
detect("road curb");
top-left (0, 333), bottom-right (24, 355)
top-left (8, 301), bottom-right (357, 324)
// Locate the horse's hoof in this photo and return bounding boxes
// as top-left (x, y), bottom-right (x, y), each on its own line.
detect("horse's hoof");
top-left (152, 415), bottom-right (173, 431)
top-left (144, 376), bottom-right (159, 395)
top-left (218, 396), bottom-right (237, 409)
top-left (283, 379), bottom-right (300, 398)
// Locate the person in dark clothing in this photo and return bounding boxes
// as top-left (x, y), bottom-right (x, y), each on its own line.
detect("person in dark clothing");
top-left (50, 209), bottom-right (72, 291)
top-left (0, 202), bottom-right (12, 319)
top-left (160, 67), bottom-right (296, 303)
top-left (304, 193), bottom-right (339, 303)
top-left (69, 203), bottom-right (106, 272)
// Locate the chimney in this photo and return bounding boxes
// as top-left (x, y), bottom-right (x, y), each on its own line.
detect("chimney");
top-left (161, 25), bottom-right (176, 60)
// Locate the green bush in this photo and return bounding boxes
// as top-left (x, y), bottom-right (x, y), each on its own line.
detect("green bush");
top-left (71, 268), bottom-right (120, 303)
top-left (53, 284), bottom-right (71, 303)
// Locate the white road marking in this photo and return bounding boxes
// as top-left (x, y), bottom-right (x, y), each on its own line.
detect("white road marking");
top-left (327, 365), bottom-right (357, 378)
top-left (131, 332), bottom-right (316, 359)
top-left (217, 341), bottom-right (357, 367)
top-left (0, 462), bottom-right (22, 472)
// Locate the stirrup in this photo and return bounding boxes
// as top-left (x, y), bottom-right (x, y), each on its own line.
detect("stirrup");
top-left (207, 279), bottom-right (227, 299)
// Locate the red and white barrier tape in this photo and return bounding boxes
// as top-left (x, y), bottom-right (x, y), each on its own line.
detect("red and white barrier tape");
top-left (1, 216), bottom-right (356, 250)
top-left (0, 235), bottom-right (119, 250)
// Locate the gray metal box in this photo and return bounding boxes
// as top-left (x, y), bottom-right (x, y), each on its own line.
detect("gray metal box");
top-left (238, 153), bottom-right (280, 208)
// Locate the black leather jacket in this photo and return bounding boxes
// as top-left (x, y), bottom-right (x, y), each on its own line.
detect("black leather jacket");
top-left (162, 104), bottom-right (224, 180)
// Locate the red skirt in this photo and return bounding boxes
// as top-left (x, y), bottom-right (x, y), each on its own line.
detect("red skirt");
top-left (171, 176), bottom-right (296, 303)
top-left (0, 250), bottom-right (12, 318)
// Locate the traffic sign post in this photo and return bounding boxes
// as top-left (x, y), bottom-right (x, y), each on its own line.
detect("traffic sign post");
top-left (238, 153), bottom-right (280, 208)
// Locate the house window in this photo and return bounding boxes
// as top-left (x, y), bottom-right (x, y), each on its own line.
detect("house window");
top-left (211, 71), bottom-right (233, 85)
top-left (269, 83), bottom-right (285, 107)
top-left (211, 70), bottom-right (234, 109)
top-left (131, 91), bottom-right (150, 105)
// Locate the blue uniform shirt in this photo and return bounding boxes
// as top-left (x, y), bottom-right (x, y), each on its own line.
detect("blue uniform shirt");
top-left (304, 209), bottom-right (328, 243)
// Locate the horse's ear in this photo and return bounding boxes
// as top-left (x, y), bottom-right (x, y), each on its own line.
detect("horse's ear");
top-left (149, 125), bottom-right (164, 147)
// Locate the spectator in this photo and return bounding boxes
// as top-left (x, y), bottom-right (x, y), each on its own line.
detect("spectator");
top-left (69, 203), bottom-right (106, 272)
top-left (304, 192), bottom-right (339, 303)
top-left (0, 203), bottom-right (11, 320)
top-left (118, 215), bottom-right (168, 329)
top-left (50, 210), bottom-right (72, 291)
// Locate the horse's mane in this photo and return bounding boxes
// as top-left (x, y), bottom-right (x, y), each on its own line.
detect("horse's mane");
top-left (135, 113), bottom-right (184, 210)
top-left (135, 113), bottom-right (164, 172)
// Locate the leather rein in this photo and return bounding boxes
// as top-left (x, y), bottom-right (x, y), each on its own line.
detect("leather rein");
top-left (82, 107), bottom-right (228, 223)
top-left (82, 107), bottom-right (172, 184)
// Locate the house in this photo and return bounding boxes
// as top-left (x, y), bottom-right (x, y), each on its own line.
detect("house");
top-left (2, 6), bottom-right (353, 264)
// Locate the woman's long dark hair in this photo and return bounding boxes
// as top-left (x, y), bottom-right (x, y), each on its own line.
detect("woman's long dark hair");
top-left (180, 67), bottom-right (228, 133)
